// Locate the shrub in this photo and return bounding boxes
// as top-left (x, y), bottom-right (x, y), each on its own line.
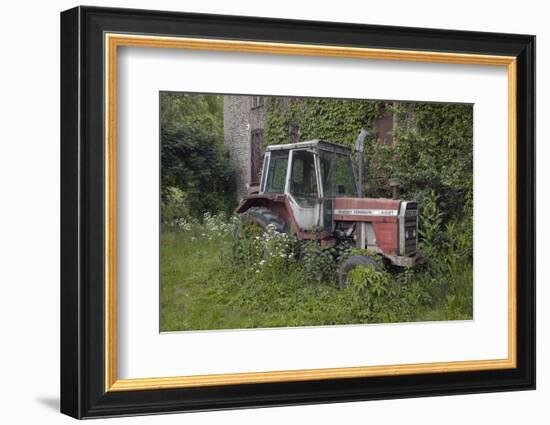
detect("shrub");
top-left (233, 221), bottom-right (298, 274)
top-left (161, 186), bottom-right (189, 228)
top-left (301, 241), bottom-right (353, 284)
top-left (348, 263), bottom-right (390, 296)
top-left (302, 241), bottom-right (337, 284)
top-left (161, 124), bottom-right (238, 218)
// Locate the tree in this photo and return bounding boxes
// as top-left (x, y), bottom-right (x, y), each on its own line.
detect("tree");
top-left (160, 94), bottom-right (237, 220)
top-left (160, 93), bottom-right (223, 135)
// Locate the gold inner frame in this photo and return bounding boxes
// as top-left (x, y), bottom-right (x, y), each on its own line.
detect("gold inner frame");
top-left (104, 33), bottom-right (517, 392)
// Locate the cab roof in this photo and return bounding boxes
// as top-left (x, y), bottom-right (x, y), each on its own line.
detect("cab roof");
top-left (265, 139), bottom-right (352, 156)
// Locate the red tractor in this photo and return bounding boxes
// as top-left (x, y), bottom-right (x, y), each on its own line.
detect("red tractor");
top-left (235, 137), bottom-right (422, 286)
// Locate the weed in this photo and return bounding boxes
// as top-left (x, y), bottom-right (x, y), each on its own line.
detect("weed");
top-left (160, 212), bottom-right (473, 331)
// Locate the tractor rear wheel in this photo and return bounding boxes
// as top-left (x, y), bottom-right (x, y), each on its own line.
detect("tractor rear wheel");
top-left (232, 207), bottom-right (289, 258)
top-left (338, 255), bottom-right (380, 289)
top-left (241, 207), bottom-right (288, 234)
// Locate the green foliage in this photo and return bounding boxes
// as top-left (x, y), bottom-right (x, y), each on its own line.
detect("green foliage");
top-left (418, 190), bottom-right (473, 283)
top-left (160, 93), bottom-right (237, 220)
top-left (160, 92), bottom-right (223, 135)
top-left (161, 186), bottom-right (189, 226)
top-left (385, 102), bottom-right (473, 219)
top-left (265, 97), bottom-right (384, 148)
top-left (348, 264), bottom-right (389, 296)
top-left (232, 221), bottom-right (265, 268)
top-left (161, 214), bottom-right (473, 331)
top-left (301, 241), bottom-right (352, 284)
top-left (419, 190), bottom-right (445, 256)
top-left (233, 221), bottom-right (298, 274)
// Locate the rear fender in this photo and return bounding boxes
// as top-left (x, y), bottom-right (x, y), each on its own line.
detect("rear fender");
top-left (236, 195), bottom-right (333, 243)
top-left (235, 195), bottom-right (291, 234)
top-left (235, 194), bottom-right (287, 215)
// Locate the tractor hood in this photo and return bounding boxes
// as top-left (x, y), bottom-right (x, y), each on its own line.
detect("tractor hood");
top-left (333, 197), bottom-right (401, 222)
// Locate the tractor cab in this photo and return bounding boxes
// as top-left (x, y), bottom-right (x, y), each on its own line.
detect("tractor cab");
top-left (260, 140), bottom-right (356, 231)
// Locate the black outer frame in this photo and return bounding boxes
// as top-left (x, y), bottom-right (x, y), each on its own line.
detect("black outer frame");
top-left (60, 6), bottom-right (536, 419)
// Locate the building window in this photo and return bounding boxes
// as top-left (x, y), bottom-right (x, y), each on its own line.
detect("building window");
top-left (250, 129), bottom-right (264, 186)
top-left (372, 112), bottom-right (394, 145)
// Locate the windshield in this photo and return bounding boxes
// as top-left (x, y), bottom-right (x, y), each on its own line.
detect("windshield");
top-left (319, 150), bottom-right (358, 197)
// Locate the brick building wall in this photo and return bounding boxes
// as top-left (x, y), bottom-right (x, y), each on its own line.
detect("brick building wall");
top-left (223, 95), bottom-right (266, 201)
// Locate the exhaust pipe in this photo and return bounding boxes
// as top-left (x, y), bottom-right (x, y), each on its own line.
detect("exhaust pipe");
top-left (389, 177), bottom-right (401, 199)
top-left (355, 128), bottom-right (370, 197)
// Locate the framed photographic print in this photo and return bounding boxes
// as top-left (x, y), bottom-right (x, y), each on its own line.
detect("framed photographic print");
top-left (60, 6), bottom-right (535, 419)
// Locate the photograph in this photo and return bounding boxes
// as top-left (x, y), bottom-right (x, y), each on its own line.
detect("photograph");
top-left (159, 92), bottom-right (474, 332)
top-left (58, 5), bottom-right (536, 418)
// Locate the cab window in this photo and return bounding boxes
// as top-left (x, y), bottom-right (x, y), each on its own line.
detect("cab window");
top-left (264, 152), bottom-right (289, 193)
top-left (319, 151), bottom-right (358, 197)
top-left (289, 150), bottom-right (318, 207)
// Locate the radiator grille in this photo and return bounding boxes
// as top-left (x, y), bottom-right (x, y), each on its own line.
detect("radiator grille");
top-left (402, 202), bottom-right (418, 255)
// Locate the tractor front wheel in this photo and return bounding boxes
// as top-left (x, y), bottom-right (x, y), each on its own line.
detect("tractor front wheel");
top-left (338, 255), bottom-right (380, 289)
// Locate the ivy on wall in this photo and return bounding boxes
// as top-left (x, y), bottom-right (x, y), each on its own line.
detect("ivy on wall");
top-left (264, 97), bottom-right (473, 222)
top-left (265, 97), bottom-right (384, 147)
top-left (388, 103), bottom-right (473, 220)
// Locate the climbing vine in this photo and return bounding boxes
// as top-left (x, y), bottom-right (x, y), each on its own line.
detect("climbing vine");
top-left (264, 97), bottom-right (473, 222)
top-left (265, 97), bottom-right (385, 148)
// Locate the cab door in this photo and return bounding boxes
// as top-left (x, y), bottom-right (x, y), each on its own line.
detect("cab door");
top-left (286, 149), bottom-right (322, 230)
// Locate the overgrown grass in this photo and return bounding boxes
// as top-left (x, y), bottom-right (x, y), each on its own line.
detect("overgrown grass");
top-left (160, 207), bottom-right (473, 332)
